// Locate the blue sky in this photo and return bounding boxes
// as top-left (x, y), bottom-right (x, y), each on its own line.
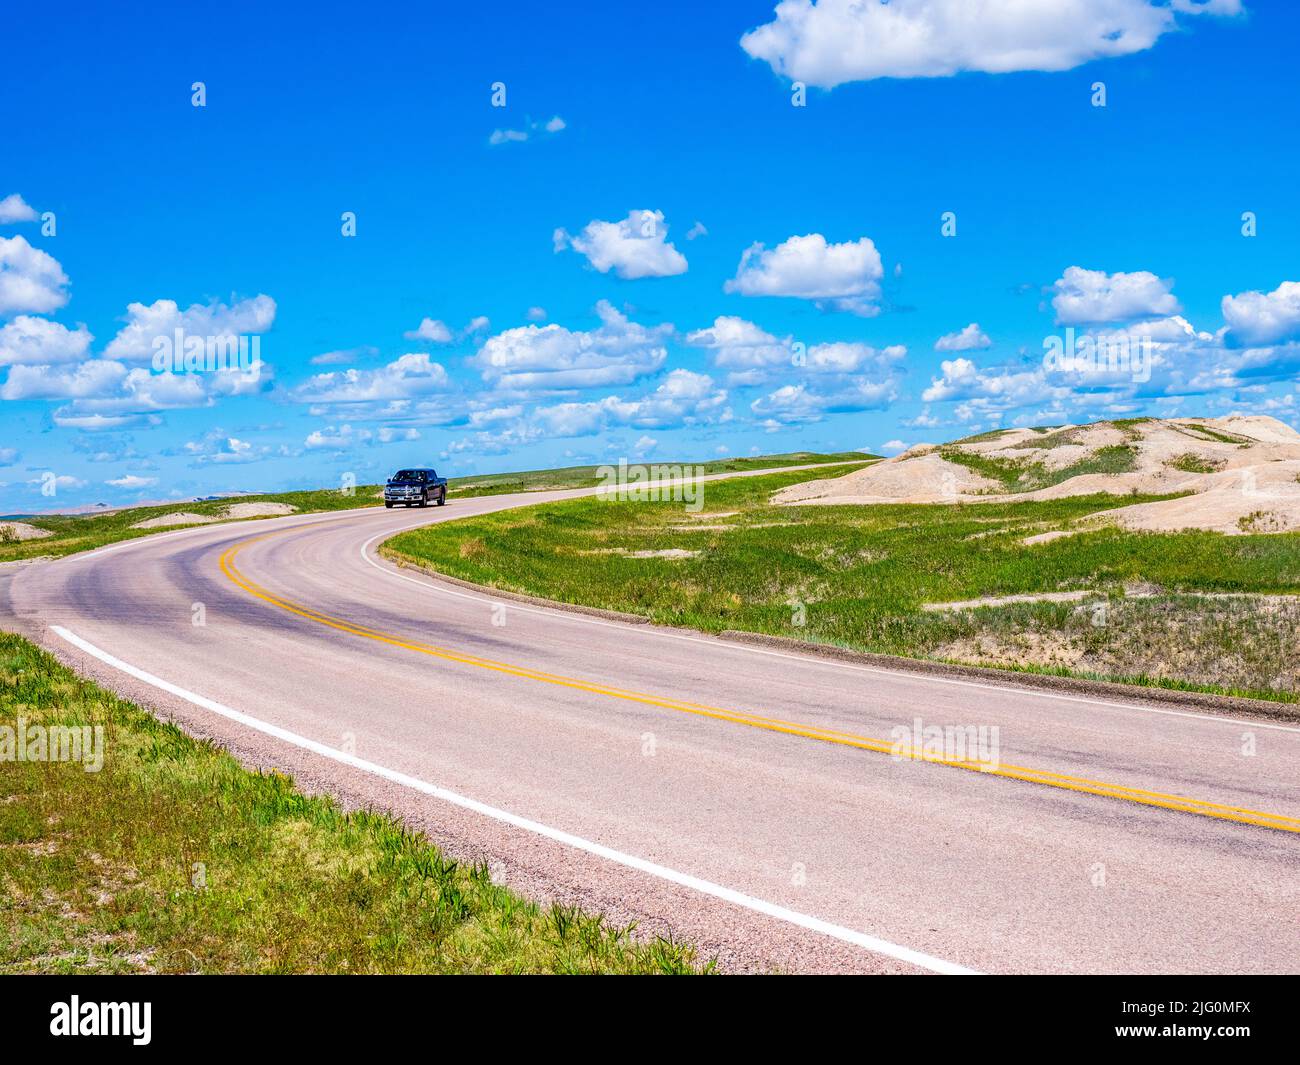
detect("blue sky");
top-left (2, 0), bottom-right (1298, 511)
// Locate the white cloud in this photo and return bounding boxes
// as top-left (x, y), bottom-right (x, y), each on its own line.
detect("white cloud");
top-left (724, 233), bottom-right (883, 315)
top-left (934, 322), bottom-right (991, 352)
top-left (526, 306), bottom-right (547, 322)
top-left (470, 300), bottom-right (670, 391)
top-left (554, 210), bottom-right (688, 280)
top-left (1222, 280), bottom-right (1300, 346)
top-left (0, 236), bottom-right (70, 316)
top-left (403, 317), bottom-right (452, 343)
top-left (1051, 266), bottom-right (1179, 325)
top-left (1, 359), bottom-right (127, 401)
top-left (686, 222), bottom-right (708, 241)
top-left (27, 474), bottom-right (86, 491)
top-left (0, 316), bottom-right (93, 366)
top-left (106, 474), bottom-right (158, 489)
top-left (444, 371), bottom-right (730, 455)
top-left (310, 345), bottom-right (377, 366)
top-left (183, 431), bottom-right (278, 465)
top-left (686, 316), bottom-right (790, 377)
top-left (922, 356), bottom-right (1066, 408)
top-left (880, 440), bottom-right (910, 455)
top-left (305, 424), bottom-right (372, 450)
top-left (0, 447), bottom-right (18, 465)
top-left (378, 426), bottom-right (421, 444)
top-left (104, 294), bottom-right (276, 362)
top-left (292, 352), bottom-right (451, 405)
top-left (489, 115), bottom-right (566, 146)
top-left (740, 0), bottom-right (1240, 89)
top-left (0, 194), bottom-right (38, 224)
top-left (687, 314), bottom-right (905, 389)
top-left (751, 374), bottom-right (898, 425)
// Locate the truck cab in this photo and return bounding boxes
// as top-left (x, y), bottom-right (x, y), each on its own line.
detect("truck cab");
top-left (383, 468), bottom-right (448, 508)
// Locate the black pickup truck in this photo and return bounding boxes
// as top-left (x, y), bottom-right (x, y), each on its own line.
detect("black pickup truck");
top-left (383, 468), bottom-right (448, 508)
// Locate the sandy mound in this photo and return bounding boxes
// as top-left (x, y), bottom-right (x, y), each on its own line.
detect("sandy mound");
top-left (222, 501), bottom-right (297, 518)
top-left (130, 501), bottom-right (299, 529)
top-left (778, 449), bottom-right (1000, 504)
top-left (0, 521), bottom-right (54, 541)
top-left (777, 415), bottom-right (1300, 535)
top-left (131, 511), bottom-right (217, 529)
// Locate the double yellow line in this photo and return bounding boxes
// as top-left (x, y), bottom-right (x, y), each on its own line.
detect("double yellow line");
top-left (219, 530), bottom-right (1300, 835)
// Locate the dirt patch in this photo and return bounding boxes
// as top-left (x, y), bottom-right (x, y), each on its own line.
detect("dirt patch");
top-left (221, 502), bottom-right (297, 519)
top-left (0, 522), bottom-right (54, 541)
top-left (923, 590), bottom-right (1095, 612)
top-left (130, 501), bottom-right (298, 530)
top-left (130, 512), bottom-right (216, 529)
top-left (578, 548), bottom-right (700, 559)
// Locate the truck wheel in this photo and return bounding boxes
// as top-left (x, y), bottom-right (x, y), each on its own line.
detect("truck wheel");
top-left (384, 501), bottom-right (393, 508)
top-left (436, 490), bottom-right (446, 506)
top-left (418, 492), bottom-right (429, 508)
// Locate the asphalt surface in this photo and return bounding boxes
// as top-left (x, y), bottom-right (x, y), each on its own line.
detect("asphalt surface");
top-left (5, 470), bottom-right (1299, 974)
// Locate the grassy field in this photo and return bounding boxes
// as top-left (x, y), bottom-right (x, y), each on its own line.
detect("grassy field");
top-left (1, 450), bottom-right (867, 565)
top-left (383, 466), bottom-right (1300, 703)
top-left (0, 633), bottom-right (707, 973)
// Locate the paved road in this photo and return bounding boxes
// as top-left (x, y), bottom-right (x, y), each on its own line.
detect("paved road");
top-left (5, 471), bottom-right (1299, 973)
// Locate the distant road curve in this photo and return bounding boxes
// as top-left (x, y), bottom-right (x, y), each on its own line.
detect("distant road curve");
top-left (7, 465), bottom-right (1299, 974)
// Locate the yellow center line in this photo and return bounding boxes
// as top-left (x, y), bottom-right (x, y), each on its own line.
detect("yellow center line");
top-left (217, 529), bottom-right (1300, 835)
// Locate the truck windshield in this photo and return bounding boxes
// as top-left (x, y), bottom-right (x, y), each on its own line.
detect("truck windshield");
top-left (393, 470), bottom-right (425, 482)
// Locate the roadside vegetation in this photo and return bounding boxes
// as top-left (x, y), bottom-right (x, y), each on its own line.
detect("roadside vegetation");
top-left (383, 467), bottom-right (1300, 703)
top-left (0, 633), bottom-right (707, 973)
top-left (1, 450), bottom-right (867, 565)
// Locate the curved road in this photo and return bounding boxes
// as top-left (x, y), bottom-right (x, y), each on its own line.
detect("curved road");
top-left (5, 471), bottom-right (1299, 973)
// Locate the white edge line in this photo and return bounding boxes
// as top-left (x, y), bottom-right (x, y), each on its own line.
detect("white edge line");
top-left (50, 623), bottom-right (978, 976)
top-left (358, 534), bottom-right (1300, 736)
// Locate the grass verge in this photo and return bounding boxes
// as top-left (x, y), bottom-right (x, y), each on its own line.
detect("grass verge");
top-left (0, 632), bottom-right (708, 973)
top-left (381, 467), bottom-right (1300, 703)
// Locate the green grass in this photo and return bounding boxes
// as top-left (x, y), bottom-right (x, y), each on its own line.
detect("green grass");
top-left (0, 633), bottom-right (708, 974)
top-left (383, 467), bottom-right (1300, 703)
top-left (1167, 453), bottom-right (1226, 474)
top-left (938, 443), bottom-right (1139, 493)
top-left (1, 450), bottom-right (869, 564)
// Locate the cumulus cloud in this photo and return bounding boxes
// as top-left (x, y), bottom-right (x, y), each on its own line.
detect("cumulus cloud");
top-left (104, 294), bottom-right (276, 362)
top-left (751, 373), bottom-right (899, 426)
top-left (292, 352), bottom-right (451, 405)
top-left (1, 359), bottom-right (127, 401)
top-left (934, 322), bottom-right (991, 352)
top-left (106, 474), bottom-right (158, 489)
top-left (0, 236), bottom-right (70, 315)
top-left (403, 317), bottom-right (452, 343)
top-left (0, 316), bottom-right (93, 366)
top-left (687, 314), bottom-right (905, 391)
top-left (740, 0), bottom-right (1241, 89)
top-left (0, 194), bottom-right (38, 224)
top-left (554, 210), bottom-right (688, 280)
top-left (724, 234), bottom-right (884, 315)
top-left (470, 300), bottom-right (670, 391)
top-left (1222, 280), bottom-right (1300, 346)
top-left (184, 431), bottom-right (277, 465)
top-left (444, 370), bottom-right (730, 455)
top-left (1051, 266), bottom-right (1180, 325)
top-left (378, 426), bottom-right (421, 443)
top-left (305, 424), bottom-right (372, 451)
